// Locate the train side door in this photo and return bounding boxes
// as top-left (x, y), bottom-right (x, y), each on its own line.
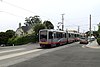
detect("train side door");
top-left (48, 31), bottom-right (53, 44)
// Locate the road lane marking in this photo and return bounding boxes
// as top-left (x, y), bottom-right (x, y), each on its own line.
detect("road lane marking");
top-left (0, 48), bottom-right (25, 54)
top-left (0, 49), bottom-right (43, 60)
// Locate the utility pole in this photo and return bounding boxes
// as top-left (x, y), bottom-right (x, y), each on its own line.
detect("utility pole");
top-left (78, 26), bottom-right (80, 33)
top-left (89, 14), bottom-right (91, 37)
top-left (61, 14), bottom-right (65, 31)
top-left (94, 26), bottom-right (95, 31)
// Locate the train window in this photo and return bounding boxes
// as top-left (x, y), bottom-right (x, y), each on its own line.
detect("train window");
top-left (49, 32), bottom-right (53, 39)
top-left (56, 32), bottom-right (63, 38)
top-left (72, 34), bottom-right (74, 37)
top-left (59, 32), bottom-right (63, 38)
top-left (75, 34), bottom-right (77, 37)
top-left (54, 33), bottom-right (56, 38)
top-left (68, 33), bottom-right (71, 38)
top-left (77, 34), bottom-right (80, 37)
top-left (65, 33), bottom-right (66, 38)
top-left (56, 32), bottom-right (59, 38)
top-left (40, 31), bottom-right (47, 39)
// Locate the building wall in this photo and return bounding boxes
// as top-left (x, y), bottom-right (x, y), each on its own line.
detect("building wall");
top-left (15, 28), bottom-right (34, 37)
top-left (15, 28), bottom-right (24, 37)
top-left (27, 28), bottom-right (34, 35)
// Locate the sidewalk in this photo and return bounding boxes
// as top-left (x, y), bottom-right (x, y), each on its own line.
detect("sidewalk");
top-left (85, 40), bottom-right (100, 49)
top-left (0, 43), bottom-right (39, 50)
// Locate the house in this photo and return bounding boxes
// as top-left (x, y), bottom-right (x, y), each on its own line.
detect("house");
top-left (15, 23), bottom-right (34, 37)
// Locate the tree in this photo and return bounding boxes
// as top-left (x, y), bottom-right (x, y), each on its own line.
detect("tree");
top-left (98, 23), bottom-right (100, 34)
top-left (0, 30), bottom-right (15, 45)
top-left (85, 31), bottom-right (99, 38)
top-left (33, 23), bottom-right (45, 42)
top-left (24, 15), bottom-right (42, 26)
top-left (0, 32), bottom-right (8, 44)
top-left (93, 31), bottom-right (99, 38)
top-left (33, 23), bottom-right (45, 35)
top-left (43, 20), bottom-right (54, 29)
top-left (6, 30), bottom-right (15, 38)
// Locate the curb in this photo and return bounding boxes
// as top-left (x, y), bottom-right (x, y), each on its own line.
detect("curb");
top-left (82, 45), bottom-right (100, 49)
top-left (82, 40), bottom-right (100, 49)
top-left (86, 45), bottom-right (100, 49)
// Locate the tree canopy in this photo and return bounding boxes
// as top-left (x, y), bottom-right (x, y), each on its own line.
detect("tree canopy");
top-left (24, 16), bottom-right (54, 34)
top-left (43, 20), bottom-right (54, 29)
top-left (0, 30), bottom-right (15, 45)
top-left (98, 23), bottom-right (100, 34)
top-left (24, 15), bottom-right (42, 26)
top-left (33, 23), bottom-right (45, 34)
top-left (6, 30), bottom-right (15, 38)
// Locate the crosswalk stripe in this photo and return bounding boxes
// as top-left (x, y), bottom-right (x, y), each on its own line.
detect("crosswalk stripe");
top-left (0, 48), bottom-right (25, 54)
top-left (0, 49), bottom-right (43, 60)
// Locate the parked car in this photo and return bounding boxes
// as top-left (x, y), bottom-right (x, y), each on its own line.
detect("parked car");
top-left (0, 44), bottom-right (5, 47)
top-left (80, 37), bottom-right (88, 44)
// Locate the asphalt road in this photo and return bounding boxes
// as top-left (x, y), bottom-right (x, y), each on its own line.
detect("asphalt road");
top-left (7, 41), bottom-right (100, 67)
top-left (0, 41), bottom-right (100, 67)
top-left (0, 43), bottom-right (40, 67)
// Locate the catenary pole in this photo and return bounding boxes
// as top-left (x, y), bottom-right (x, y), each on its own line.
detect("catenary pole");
top-left (90, 14), bottom-right (91, 37)
top-left (61, 14), bottom-right (64, 31)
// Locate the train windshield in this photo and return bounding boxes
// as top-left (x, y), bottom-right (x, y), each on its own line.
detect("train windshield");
top-left (40, 31), bottom-right (47, 42)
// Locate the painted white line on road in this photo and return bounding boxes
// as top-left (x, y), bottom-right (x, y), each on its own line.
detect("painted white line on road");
top-left (0, 48), bottom-right (25, 54)
top-left (0, 49), bottom-right (43, 60)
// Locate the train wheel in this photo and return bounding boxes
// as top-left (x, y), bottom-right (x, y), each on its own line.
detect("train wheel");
top-left (56, 44), bottom-right (59, 47)
top-left (50, 44), bottom-right (56, 48)
top-left (40, 44), bottom-right (46, 48)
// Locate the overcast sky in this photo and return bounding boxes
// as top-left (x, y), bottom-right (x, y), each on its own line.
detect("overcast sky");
top-left (0, 0), bottom-right (100, 32)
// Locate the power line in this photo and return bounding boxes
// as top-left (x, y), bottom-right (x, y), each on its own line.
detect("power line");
top-left (2, 0), bottom-right (37, 15)
top-left (65, 15), bottom-right (100, 24)
top-left (65, 24), bottom-right (89, 27)
top-left (1, 0), bottom-right (51, 20)
top-left (0, 0), bottom-right (2, 2)
top-left (1, 11), bottom-right (25, 18)
top-left (1, 0), bottom-right (100, 28)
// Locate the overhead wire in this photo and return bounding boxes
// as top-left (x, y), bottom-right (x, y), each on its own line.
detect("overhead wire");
top-left (1, 0), bottom-right (100, 31)
top-left (64, 15), bottom-right (100, 28)
top-left (1, 0), bottom-right (53, 21)
top-left (2, 0), bottom-right (37, 15)
top-left (1, 11), bottom-right (25, 18)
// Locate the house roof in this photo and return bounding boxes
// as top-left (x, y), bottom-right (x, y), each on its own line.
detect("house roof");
top-left (21, 26), bottom-right (32, 33)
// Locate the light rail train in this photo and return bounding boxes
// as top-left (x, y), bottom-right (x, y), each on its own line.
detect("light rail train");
top-left (39, 29), bottom-right (80, 48)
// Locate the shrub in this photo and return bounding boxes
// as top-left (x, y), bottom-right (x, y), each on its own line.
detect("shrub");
top-left (7, 34), bottom-right (38, 46)
top-left (97, 38), bottom-right (100, 45)
top-left (7, 37), bottom-right (15, 46)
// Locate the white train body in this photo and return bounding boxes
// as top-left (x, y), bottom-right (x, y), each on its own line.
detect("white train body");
top-left (39, 29), bottom-right (80, 48)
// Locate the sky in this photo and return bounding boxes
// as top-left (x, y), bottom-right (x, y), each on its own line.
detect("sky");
top-left (0, 0), bottom-right (100, 32)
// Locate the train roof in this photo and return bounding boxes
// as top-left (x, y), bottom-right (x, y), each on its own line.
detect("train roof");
top-left (39, 29), bottom-right (81, 35)
top-left (39, 29), bottom-right (66, 32)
